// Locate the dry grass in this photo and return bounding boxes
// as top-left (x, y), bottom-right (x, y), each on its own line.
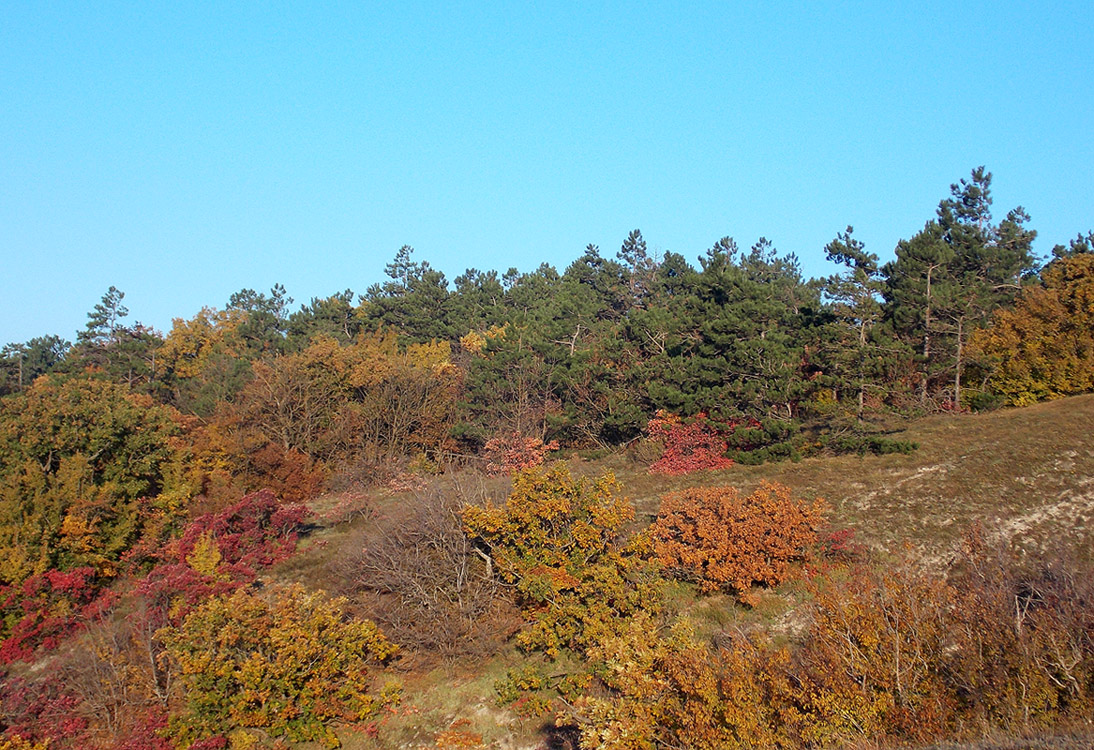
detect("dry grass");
top-left (600, 395), bottom-right (1094, 564)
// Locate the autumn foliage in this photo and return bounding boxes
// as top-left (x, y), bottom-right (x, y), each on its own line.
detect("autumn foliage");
top-left (649, 482), bottom-right (825, 600)
top-left (0, 567), bottom-right (116, 664)
top-left (160, 585), bottom-right (397, 749)
top-left (577, 535), bottom-right (1094, 749)
top-left (646, 412), bottom-right (735, 475)
top-left (480, 432), bottom-right (559, 476)
top-left (462, 466), bottom-right (661, 659)
top-left (970, 253), bottom-right (1094, 406)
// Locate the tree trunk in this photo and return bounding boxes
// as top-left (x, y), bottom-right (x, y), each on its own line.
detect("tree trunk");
top-left (921, 266), bottom-right (933, 405)
top-left (954, 316), bottom-right (963, 410)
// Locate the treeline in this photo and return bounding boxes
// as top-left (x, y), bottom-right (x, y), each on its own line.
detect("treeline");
top-left (4, 168), bottom-right (1093, 456)
top-left (1, 165), bottom-right (1092, 622)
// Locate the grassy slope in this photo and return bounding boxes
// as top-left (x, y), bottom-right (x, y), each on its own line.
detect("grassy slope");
top-left (607, 393), bottom-right (1094, 563)
top-left (278, 395), bottom-right (1094, 748)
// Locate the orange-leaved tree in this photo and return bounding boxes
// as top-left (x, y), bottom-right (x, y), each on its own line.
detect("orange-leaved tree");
top-left (649, 482), bottom-right (825, 602)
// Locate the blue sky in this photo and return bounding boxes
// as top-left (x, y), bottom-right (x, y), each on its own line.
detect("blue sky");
top-left (2, 1), bottom-right (1091, 344)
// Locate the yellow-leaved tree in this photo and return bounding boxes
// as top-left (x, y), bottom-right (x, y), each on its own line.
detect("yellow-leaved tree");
top-left (160, 585), bottom-right (397, 749)
top-left (969, 253), bottom-right (1094, 405)
top-left (462, 465), bottom-right (663, 716)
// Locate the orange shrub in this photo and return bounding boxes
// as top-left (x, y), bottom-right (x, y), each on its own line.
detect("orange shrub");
top-left (649, 482), bottom-right (825, 600)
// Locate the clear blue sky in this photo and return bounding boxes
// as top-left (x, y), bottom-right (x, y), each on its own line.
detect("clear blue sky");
top-left (2, 1), bottom-right (1091, 345)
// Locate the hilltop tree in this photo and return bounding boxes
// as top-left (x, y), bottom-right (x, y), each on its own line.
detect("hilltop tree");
top-left (823, 227), bottom-right (889, 416)
top-left (363, 246), bottom-right (453, 342)
top-left (78, 286), bottom-right (129, 350)
top-left (225, 284), bottom-right (292, 356)
top-left (885, 168), bottom-right (1037, 407)
top-left (1052, 230), bottom-right (1094, 259)
top-left (617, 229), bottom-right (658, 309)
top-left (286, 289), bottom-right (362, 347)
top-left (72, 287), bottom-right (162, 390)
top-left (0, 336), bottom-right (70, 396)
top-left (158, 307), bottom-right (253, 415)
top-left (446, 268), bottom-right (507, 337)
top-left (934, 169), bottom-right (1037, 406)
top-left (884, 221), bottom-right (953, 404)
top-left (648, 236), bottom-right (819, 420)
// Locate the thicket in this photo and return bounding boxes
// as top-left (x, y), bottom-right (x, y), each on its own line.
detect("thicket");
top-left (577, 536), bottom-right (1094, 749)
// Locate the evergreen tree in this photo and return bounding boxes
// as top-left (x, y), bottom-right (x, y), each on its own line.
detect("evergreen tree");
top-left (72, 287), bottom-right (163, 390)
top-left (617, 229), bottom-right (657, 309)
top-left (362, 246), bottom-right (452, 342)
top-left (226, 284), bottom-right (292, 356)
top-left (286, 290), bottom-right (361, 348)
top-left (822, 227), bottom-right (888, 416)
top-left (0, 336), bottom-right (70, 396)
top-left (884, 168), bottom-right (1037, 408)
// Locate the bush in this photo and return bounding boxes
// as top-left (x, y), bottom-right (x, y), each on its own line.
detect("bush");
top-left (649, 482), bottom-right (825, 601)
top-left (161, 585), bottom-right (397, 749)
top-left (0, 567), bottom-right (116, 664)
top-left (480, 432), bottom-right (559, 476)
top-left (646, 412), bottom-right (734, 475)
top-left (946, 529), bottom-right (1094, 730)
top-left (340, 481), bottom-right (517, 658)
top-left (462, 466), bottom-right (663, 659)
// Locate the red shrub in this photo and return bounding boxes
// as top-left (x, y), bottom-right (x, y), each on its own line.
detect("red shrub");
top-left (134, 490), bottom-right (308, 626)
top-left (818, 526), bottom-right (867, 563)
top-left (0, 675), bottom-right (89, 746)
top-left (111, 707), bottom-right (173, 750)
top-left (646, 412), bottom-right (735, 475)
top-left (482, 432), bottom-right (559, 476)
top-left (171, 489), bottom-right (307, 569)
top-left (0, 567), bottom-right (117, 664)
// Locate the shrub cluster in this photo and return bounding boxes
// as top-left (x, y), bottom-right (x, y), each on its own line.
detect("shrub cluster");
top-left (649, 482), bottom-right (826, 601)
top-left (578, 537), bottom-right (1094, 749)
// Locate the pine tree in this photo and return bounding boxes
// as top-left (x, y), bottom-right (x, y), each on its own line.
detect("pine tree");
top-left (823, 227), bottom-right (887, 416)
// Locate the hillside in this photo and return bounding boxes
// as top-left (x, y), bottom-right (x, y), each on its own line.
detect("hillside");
top-left (276, 395), bottom-right (1094, 749)
top-left (607, 393), bottom-right (1094, 563)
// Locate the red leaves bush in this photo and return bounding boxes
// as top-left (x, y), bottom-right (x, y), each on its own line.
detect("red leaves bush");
top-left (649, 482), bottom-right (826, 601)
top-left (172, 489), bottom-right (306, 569)
top-left (0, 675), bottom-right (90, 746)
top-left (646, 412), bottom-right (737, 475)
top-left (0, 567), bottom-right (116, 664)
top-left (135, 489), bottom-right (308, 625)
top-left (482, 432), bottom-right (559, 476)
